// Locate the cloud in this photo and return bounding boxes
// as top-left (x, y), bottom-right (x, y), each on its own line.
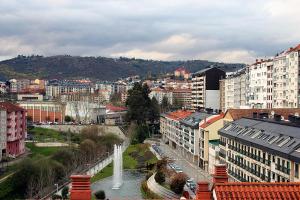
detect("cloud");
top-left (0, 0), bottom-right (299, 63)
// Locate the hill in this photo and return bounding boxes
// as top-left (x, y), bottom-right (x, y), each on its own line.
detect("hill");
top-left (0, 55), bottom-right (245, 81)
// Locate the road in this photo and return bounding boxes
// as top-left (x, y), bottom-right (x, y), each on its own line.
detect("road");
top-left (159, 141), bottom-right (212, 183)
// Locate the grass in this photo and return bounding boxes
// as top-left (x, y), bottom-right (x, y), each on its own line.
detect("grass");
top-left (28, 127), bottom-right (80, 143)
top-left (26, 143), bottom-right (61, 160)
top-left (91, 163), bottom-right (113, 183)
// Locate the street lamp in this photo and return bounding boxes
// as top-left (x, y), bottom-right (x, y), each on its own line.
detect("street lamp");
top-left (54, 183), bottom-right (58, 194)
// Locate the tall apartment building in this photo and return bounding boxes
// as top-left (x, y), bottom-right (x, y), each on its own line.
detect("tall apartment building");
top-left (171, 89), bottom-right (192, 108)
top-left (149, 88), bottom-right (173, 105)
top-left (220, 69), bottom-right (247, 112)
top-left (0, 102), bottom-right (26, 159)
top-left (246, 59), bottom-right (273, 109)
top-left (219, 115), bottom-right (300, 183)
top-left (273, 44), bottom-right (300, 108)
top-left (191, 67), bottom-right (225, 110)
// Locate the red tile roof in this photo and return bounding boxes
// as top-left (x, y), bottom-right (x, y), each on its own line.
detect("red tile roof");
top-left (214, 182), bottom-right (300, 200)
top-left (106, 105), bottom-right (127, 112)
top-left (0, 102), bottom-right (24, 112)
top-left (165, 110), bottom-right (193, 120)
top-left (199, 114), bottom-right (224, 128)
top-left (224, 108), bottom-right (300, 121)
top-left (287, 44), bottom-right (300, 53)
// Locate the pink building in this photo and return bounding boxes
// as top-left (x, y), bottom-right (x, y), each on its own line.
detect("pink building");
top-left (0, 102), bottom-right (26, 159)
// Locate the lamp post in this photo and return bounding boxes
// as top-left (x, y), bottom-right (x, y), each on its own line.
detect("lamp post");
top-left (54, 183), bottom-right (58, 194)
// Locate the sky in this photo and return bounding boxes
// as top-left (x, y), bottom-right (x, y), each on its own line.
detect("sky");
top-left (0, 0), bottom-right (299, 63)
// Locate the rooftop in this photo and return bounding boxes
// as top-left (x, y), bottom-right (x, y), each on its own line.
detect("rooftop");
top-left (219, 117), bottom-right (300, 162)
top-left (181, 111), bottom-right (213, 128)
top-left (214, 182), bottom-right (300, 200)
top-left (199, 113), bottom-right (224, 128)
top-left (0, 102), bottom-right (25, 112)
top-left (163, 110), bottom-right (193, 121)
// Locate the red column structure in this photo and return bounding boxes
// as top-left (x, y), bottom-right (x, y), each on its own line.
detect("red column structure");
top-left (70, 175), bottom-right (91, 200)
top-left (213, 164), bottom-right (228, 184)
top-left (195, 182), bottom-right (212, 200)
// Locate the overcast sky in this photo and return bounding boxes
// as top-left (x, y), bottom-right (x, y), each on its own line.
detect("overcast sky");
top-left (0, 0), bottom-right (299, 63)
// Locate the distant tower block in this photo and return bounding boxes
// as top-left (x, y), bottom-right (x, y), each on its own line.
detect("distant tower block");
top-left (70, 175), bottom-right (91, 200)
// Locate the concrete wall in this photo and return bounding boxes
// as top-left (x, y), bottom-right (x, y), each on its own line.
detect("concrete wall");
top-left (206, 90), bottom-right (220, 110)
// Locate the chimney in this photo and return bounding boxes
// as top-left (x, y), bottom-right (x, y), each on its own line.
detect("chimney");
top-left (213, 164), bottom-right (228, 184)
top-left (195, 182), bottom-right (212, 200)
top-left (70, 175), bottom-right (91, 200)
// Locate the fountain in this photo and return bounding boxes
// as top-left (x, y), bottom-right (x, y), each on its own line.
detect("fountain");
top-left (112, 144), bottom-right (123, 189)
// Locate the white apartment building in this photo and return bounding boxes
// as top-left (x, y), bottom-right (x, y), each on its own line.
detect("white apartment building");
top-left (191, 67), bottom-right (225, 110)
top-left (273, 45), bottom-right (300, 108)
top-left (149, 88), bottom-right (173, 105)
top-left (246, 59), bottom-right (273, 109)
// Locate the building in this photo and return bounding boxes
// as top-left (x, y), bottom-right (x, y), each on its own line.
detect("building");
top-left (219, 79), bottom-right (226, 112)
top-left (246, 59), bottom-right (273, 109)
top-left (198, 114), bottom-right (224, 171)
top-left (191, 67), bottom-right (225, 110)
top-left (174, 66), bottom-right (191, 79)
top-left (195, 165), bottom-right (300, 200)
top-left (17, 93), bottom-right (43, 101)
top-left (273, 44), bottom-right (300, 108)
top-left (18, 101), bottom-right (65, 123)
top-left (160, 110), bottom-right (222, 165)
top-left (0, 102), bottom-right (26, 159)
top-left (219, 116), bottom-right (300, 183)
top-left (171, 89), bottom-right (192, 108)
top-left (149, 88), bottom-right (173, 105)
top-left (65, 101), bottom-right (106, 124)
top-left (46, 80), bottom-right (93, 99)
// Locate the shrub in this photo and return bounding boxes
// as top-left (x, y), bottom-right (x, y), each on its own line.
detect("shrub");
top-left (170, 173), bottom-right (188, 194)
top-left (145, 172), bottom-right (153, 180)
top-left (94, 190), bottom-right (106, 200)
top-left (154, 171), bottom-right (165, 184)
top-left (52, 194), bottom-right (62, 199)
top-left (156, 158), bottom-right (168, 171)
top-left (61, 186), bottom-right (69, 199)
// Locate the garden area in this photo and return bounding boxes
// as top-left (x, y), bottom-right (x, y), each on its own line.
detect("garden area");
top-left (0, 126), bottom-right (122, 200)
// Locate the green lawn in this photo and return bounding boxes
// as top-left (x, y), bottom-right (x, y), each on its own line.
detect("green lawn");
top-left (26, 143), bottom-right (61, 159)
top-left (91, 163), bottom-right (113, 183)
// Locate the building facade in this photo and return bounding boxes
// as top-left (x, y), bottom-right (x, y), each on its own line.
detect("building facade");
top-left (219, 117), bottom-right (300, 183)
top-left (0, 102), bottom-right (26, 159)
top-left (191, 67), bottom-right (225, 110)
top-left (18, 101), bottom-right (65, 123)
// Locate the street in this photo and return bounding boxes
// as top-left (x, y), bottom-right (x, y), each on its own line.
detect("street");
top-left (159, 141), bottom-right (213, 183)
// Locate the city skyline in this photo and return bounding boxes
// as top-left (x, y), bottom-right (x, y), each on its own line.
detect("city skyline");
top-left (0, 0), bottom-right (299, 63)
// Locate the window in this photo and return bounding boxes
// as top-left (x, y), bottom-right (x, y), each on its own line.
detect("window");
top-left (295, 163), bottom-right (299, 178)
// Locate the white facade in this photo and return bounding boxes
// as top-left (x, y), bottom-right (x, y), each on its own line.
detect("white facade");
top-left (149, 88), bottom-right (173, 105)
top-left (206, 90), bottom-right (220, 110)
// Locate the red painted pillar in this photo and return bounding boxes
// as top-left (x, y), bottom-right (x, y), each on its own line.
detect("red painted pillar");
top-left (195, 182), bottom-right (212, 200)
top-left (70, 175), bottom-right (92, 200)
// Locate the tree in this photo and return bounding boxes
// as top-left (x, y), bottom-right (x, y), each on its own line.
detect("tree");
top-left (161, 96), bottom-right (170, 113)
top-left (26, 116), bottom-right (33, 122)
top-left (172, 97), bottom-right (183, 110)
top-left (94, 190), bottom-right (106, 200)
top-left (110, 92), bottom-right (122, 105)
top-left (154, 171), bottom-right (165, 184)
top-left (64, 115), bottom-right (73, 122)
top-left (125, 82), bottom-right (152, 124)
top-left (170, 173), bottom-right (188, 194)
top-left (61, 186), bottom-right (69, 199)
top-left (131, 124), bottom-right (150, 144)
top-left (148, 97), bottom-right (160, 123)
top-left (156, 157), bottom-right (168, 171)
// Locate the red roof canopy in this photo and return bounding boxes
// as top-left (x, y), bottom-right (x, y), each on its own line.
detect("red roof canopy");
top-left (0, 102), bottom-right (24, 112)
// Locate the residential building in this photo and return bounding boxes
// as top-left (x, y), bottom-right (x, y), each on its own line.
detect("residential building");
top-left (172, 89), bottom-right (192, 108)
top-left (219, 116), bottom-right (300, 183)
top-left (0, 102), bottom-right (26, 159)
top-left (191, 67), bottom-right (225, 110)
top-left (18, 101), bottom-right (66, 123)
top-left (246, 59), bottom-right (273, 109)
top-left (174, 66), bottom-right (191, 79)
top-left (273, 44), bottom-right (300, 108)
top-left (219, 79), bottom-right (226, 112)
top-left (208, 140), bottom-right (220, 174)
top-left (149, 88), bottom-right (173, 105)
top-left (198, 114), bottom-right (224, 171)
top-left (46, 80), bottom-right (93, 99)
